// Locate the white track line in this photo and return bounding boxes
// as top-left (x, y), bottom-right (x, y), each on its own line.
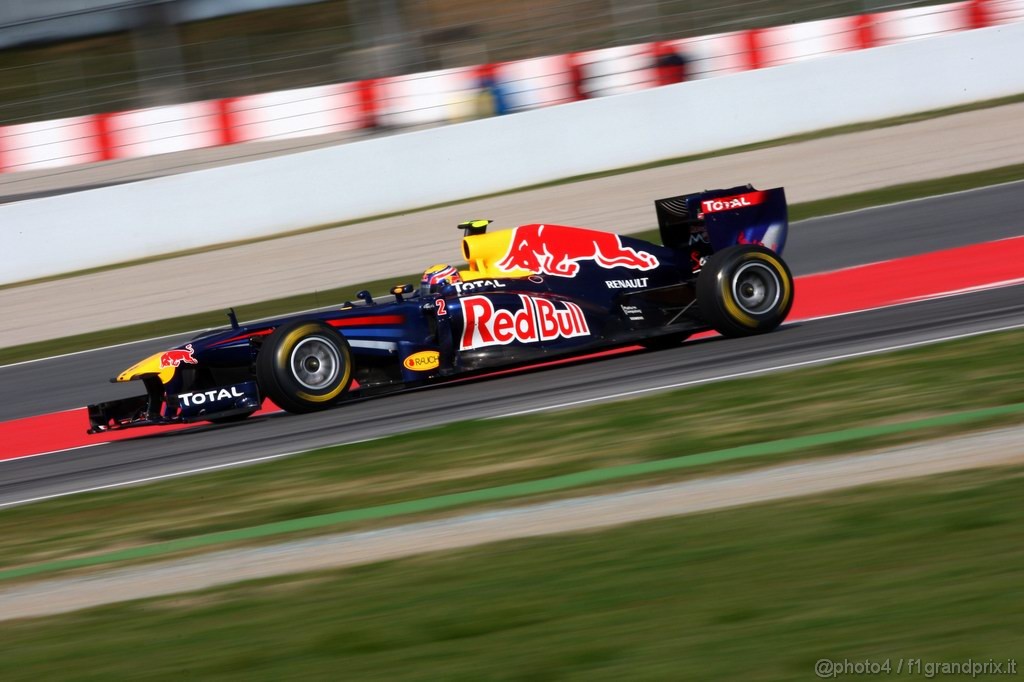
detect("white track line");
top-left (898, 276), bottom-right (1024, 303)
top-left (2, 321), bottom-right (1022, 509)
top-left (0, 442), bottom-right (107, 464)
top-left (0, 332), bottom-right (188, 370)
top-left (0, 437), bottom-right (384, 510)
top-left (0, 300), bottom-right (347, 370)
top-left (795, 178), bottom-right (1024, 223)
top-left (794, 278), bottom-right (1024, 324)
top-left (490, 322), bottom-right (1024, 419)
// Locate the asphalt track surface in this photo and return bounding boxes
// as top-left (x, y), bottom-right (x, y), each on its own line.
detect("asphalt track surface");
top-left (1, 185), bottom-right (1023, 506)
top-left (3, 181), bottom-right (1022, 422)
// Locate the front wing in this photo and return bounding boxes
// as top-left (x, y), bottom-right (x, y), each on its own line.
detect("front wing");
top-left (87, 379), bottom-right (261, 433)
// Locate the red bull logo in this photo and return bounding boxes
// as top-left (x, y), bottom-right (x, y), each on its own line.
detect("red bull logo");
top-left (159, 343), bottom-right (198, 368)
top-left (497, 224), bottom-right (659, 278)
top-left (460, 295), bottom-right (590, 350)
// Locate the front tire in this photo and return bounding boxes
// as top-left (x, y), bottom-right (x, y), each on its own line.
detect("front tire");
top-left (696, 245), bottom-right (794, 337)
top-left (256, 321), bottom-right (353, 413)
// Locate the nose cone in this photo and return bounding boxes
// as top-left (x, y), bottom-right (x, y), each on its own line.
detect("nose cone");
top-left (115, 351), bottom-right (177, 384)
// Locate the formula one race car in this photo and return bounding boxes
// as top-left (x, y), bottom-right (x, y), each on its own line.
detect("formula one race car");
top-left (87, 184), bottom-right (794, 433)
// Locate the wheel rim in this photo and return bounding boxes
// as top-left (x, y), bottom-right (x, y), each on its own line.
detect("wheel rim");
top-left (731, 261), bottom-right (781, 315)
top-left (289, 336), bottom-right (341, 390)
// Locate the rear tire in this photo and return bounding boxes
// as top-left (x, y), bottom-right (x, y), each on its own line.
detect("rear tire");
top-left (256, 321), bottom-right (353, 414)
top-left (696, 245), bottom-right (794, 337)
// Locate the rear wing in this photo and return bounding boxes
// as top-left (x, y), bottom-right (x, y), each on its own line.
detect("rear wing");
top-left (655, 185), bottom-right (788, 255)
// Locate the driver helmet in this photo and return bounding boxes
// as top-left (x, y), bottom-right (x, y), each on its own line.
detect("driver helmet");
top-left (421, 263), bottom-right (462, 295)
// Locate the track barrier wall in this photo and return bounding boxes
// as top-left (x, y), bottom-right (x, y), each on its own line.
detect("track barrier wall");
top-left (3, 0), bottom-right (1022, 174)
top-left (1, 20), bottom-right (1023, 284)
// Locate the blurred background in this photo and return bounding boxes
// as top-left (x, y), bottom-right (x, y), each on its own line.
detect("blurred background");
top-left (0, 3), bottom-right (1022, 670)
top-left (1, 0), bottom-right (952, 125)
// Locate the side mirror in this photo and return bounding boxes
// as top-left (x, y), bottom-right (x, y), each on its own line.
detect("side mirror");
top-left (390, 284), bottom-right (414, 302)
top-left (356, 290), bottom-right (374, 305)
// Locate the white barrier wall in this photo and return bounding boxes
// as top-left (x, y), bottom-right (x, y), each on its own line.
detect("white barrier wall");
top-left (3, 22), bottom-right (1023, 285)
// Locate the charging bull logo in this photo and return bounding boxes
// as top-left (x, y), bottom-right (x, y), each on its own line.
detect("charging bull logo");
top-left (460, 295), bottom-right (590, 350)
top-left (497, 224), bottom-right (659, 278)
top-left (160, 343), bottom-right (198, 368)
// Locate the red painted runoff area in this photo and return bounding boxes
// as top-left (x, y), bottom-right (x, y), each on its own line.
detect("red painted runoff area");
top-left (2, 236), bottom-right (1023, 462)
top-left (0, 403), bottom-right (282, 462)
top-left (789, 236), bottom-right (1024, 320)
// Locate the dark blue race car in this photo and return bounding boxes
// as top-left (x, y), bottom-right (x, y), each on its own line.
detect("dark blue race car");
top-left (87, 184), bottom-right (794, 433)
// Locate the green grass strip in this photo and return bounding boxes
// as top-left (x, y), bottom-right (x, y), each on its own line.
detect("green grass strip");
top-left (2, 400), bottom-right (1022, 583)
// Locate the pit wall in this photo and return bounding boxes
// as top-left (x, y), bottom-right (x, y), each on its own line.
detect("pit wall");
top-left (2, 21), bottom-right (1023, 285)
top-left (2, 0), bottom-right (1022, 173)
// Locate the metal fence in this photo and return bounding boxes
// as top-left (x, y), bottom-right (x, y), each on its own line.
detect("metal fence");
top-left (0, 0), bottom-right (951, 125)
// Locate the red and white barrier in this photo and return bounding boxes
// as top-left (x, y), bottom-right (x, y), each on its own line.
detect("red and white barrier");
top-left (104, 102), bottom-right (223, 158)
top-left (494, 55), bottom-right (578, 111)
top-left (875, 1), bottom-right (973, 44)
top-left (759, 17), bottom-right (868, 67)
top-left (376, 67), bottom-right (479, 127)
top-left (990, 0), bottom-right (1024, 23)
top-left (572, 44), bottom-right (657, 98)
top-left (0, 0), bottom-right (1015, 174)
top-left (226, 83), bottom-right (364, 142)
top-left (0, 116), bottom-right (104, 172)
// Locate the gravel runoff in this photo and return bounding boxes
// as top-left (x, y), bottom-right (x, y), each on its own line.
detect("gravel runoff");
top-left (2, 102), bottom-right (1024, 349)
top-left (0, 425), bottom-right (1021, 622)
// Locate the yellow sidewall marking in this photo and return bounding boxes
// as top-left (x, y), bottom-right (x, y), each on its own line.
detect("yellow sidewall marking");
top-left (721, 270), bottom-right (757, 328)
top-left (721, 252), bottom-right (791, 328)
top-left (277, 324), bottom-right (351, 403)
top-left (758, 252), bottom-right (793, 310)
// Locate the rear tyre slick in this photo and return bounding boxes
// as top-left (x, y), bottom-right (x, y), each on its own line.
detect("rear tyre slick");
top-left (696, 245), bottom-right (794, 337)
top-left (256, 321), bottom-right (353, 414)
